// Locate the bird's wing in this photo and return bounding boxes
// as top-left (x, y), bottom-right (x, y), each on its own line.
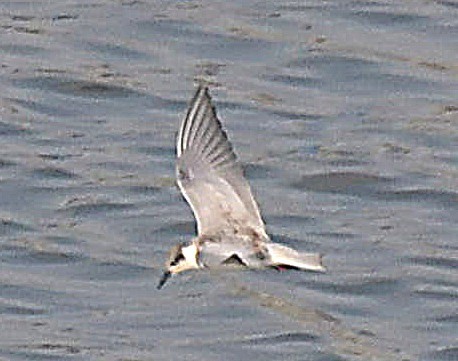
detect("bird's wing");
top-left (176, 86), bottom-right (266, 237)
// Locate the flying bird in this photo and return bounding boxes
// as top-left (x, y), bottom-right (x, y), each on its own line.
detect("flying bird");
top-left (158, 86), bottom-right (324, 289)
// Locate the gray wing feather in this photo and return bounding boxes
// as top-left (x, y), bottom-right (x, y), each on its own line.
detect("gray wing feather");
top-left (176, 86), bottom-right (266, 236)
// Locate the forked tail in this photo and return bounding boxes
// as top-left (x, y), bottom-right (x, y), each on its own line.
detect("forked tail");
top-left (265, 243), bottom-right (325, 272)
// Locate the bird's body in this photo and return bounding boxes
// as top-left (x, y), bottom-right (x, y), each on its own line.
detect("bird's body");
top-left (158, 86), bottom-right (324, 289)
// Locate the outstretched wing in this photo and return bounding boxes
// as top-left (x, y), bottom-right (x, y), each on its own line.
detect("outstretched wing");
top-left (176, 86), bottom-right (266, 237)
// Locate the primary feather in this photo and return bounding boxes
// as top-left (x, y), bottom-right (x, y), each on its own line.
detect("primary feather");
top-left (176, 86), bottom-right (266, 237)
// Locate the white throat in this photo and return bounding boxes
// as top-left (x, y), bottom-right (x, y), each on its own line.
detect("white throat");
top-left (182, 243), bottom-right (200, 268)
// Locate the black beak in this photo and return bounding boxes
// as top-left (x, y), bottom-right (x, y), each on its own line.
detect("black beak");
top-left (157, 271), bottom-right (171, 290)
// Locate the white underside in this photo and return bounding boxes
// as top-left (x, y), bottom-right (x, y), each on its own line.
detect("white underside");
top-left (182, 243), bottom-right (200, 269)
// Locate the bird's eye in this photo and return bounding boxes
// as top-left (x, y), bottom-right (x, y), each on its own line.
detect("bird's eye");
top-left (170, 253), bottom-right (185, 266)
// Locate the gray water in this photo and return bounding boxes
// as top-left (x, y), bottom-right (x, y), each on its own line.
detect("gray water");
top-left (1, 1), bottom-right (457, 360)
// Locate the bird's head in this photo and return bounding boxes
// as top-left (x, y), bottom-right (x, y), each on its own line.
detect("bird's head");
top-left (157, 242), bottom-right (200, 289)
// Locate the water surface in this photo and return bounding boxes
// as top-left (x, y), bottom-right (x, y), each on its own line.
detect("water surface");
top-left (1, 1), bottom-right (457, 360)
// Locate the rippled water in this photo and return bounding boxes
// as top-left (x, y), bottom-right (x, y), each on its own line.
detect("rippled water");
top-left (1, 1), bottom-right (457, 360)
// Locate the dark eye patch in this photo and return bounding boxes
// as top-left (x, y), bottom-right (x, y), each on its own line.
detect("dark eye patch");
top-left (170, 253), bottom-right (185, 266)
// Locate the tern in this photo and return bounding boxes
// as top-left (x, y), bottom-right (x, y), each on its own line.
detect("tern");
top-left (157, 86), bottom-right (325, 289)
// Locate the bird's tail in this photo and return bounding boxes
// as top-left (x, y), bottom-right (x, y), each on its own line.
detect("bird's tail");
top-left (265, 243), bottom-right (325, 272)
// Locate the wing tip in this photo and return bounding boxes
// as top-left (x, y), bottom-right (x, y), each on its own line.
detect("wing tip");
top-left (194, 79), bottom-right (210, 92)
top-left (178, 84), bottom-right (217, 156)
top-left (195, 84), bottom-right (212, 111)
top-left (196, 82), bottom-right (208, 93)
top-left (177, 85), bottom-right (208, 156)
top-left (192, 82), bottom-right (210, 105)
